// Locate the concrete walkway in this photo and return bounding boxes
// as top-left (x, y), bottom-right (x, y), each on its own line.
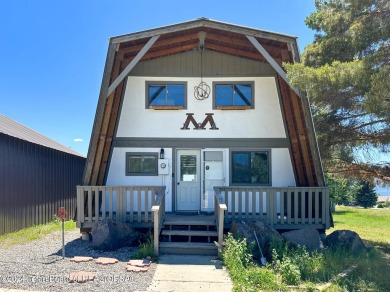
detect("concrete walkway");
top-left (146, 254), bottom-right (233, 292)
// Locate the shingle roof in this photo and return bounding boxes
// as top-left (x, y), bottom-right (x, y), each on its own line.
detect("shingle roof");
top-left (0, 115), bottom-right (84, 157)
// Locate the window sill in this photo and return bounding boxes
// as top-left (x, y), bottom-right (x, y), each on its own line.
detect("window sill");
top-left (149, 106), bottom-right (185, 110)
top-left (215, 106), bottom-right (252, 110)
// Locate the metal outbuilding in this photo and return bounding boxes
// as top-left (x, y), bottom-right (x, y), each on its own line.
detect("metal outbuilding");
top-left (0, 115), bottom-right (85, 235)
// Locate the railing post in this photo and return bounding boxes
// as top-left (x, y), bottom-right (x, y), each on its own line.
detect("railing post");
top-left (87, 188), bottom-right (92, 222)
top-left (76, 186), bottom-right (84, 227)
top-left (266, 190), bottom-right (271, 225)
top-left (152, 206), bottom-right (160, 256)
top-left (151, 187), bottom-right (166, 257)
top-left (214, 187), bottom-right (227, 256)
top-left (325, 188), bottom-right (330, 229)
top-left (218, 204), bottom-right (227, 256)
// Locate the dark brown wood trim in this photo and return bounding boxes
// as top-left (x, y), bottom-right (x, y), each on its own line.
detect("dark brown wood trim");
top-left (121, 32), bottom-right (199, 54)
top-left (206, 43), bottom-right (265, 62)
top-left (124, 43), bottom-right (199, 62)
top-left (83, 42), bottom-right (117, 185)
top-left (110, 19), bottom-right (297, 45)
top-left (277, 76), bottom-right (306, 186)
top-left (97, 60), bottom-right (127, 185)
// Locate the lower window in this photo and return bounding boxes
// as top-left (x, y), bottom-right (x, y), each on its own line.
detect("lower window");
top-left (126, 152), bottom-right (158, 176)
top-left (231, 151), bottom-right (270, 185)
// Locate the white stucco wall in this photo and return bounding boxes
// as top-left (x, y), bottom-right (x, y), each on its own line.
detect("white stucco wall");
top-left (105, 147), bottom-right (296, 212)
top-left (271, 148), bottom-right (296, 187)
top-left (106, 76), bottom-right (297, 211)
top-left (106, 147), bottom-right (173, 212)
top-left (116, 76), bottom-right (286, 138)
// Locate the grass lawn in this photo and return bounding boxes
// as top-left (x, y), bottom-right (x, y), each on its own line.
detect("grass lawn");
top-left (325, 206), bottom-right (390, 291)
top-left (329, 205), bottom-right (390, 253)
top-left (222, 205), bottom-right (390, 291)
top-left (0, 220), bottom-right (76, 247)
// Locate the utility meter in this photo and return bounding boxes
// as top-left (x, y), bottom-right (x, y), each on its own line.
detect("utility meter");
top-left (158, 159), bottom-right (169, 175)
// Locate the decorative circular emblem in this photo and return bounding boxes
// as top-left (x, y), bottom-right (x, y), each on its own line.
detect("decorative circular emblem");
top-left (194, 82), bottom-right (210, 100)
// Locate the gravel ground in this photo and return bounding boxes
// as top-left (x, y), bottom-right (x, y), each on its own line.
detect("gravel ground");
top-left (0, 229), bottom-right (155, 291)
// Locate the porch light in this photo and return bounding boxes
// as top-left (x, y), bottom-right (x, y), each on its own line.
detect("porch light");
top-left (160, 148), bottom-right (165, 159)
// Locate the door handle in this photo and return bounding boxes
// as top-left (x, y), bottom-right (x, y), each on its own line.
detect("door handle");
top-left (177, 182), bottom-right (180, 185)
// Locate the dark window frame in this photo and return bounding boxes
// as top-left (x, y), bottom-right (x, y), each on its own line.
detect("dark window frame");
top-left (230, 149), bottom-right (271, 186)
top-left (213, 81), bottom-right (255, 110)
top-left (145, 81), bottom-right (187, 109)
top-left (125, 152), bottom-right (158, 176)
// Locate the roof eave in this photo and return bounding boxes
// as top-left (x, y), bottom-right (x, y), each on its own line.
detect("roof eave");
top-left (110, 18), bottom-right (298, 45)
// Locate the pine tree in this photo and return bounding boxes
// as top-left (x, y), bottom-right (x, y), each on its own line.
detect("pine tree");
top-left (355, 180), bottom-right (378, 208)
top-left (285, 0), bottom-right (390, 182)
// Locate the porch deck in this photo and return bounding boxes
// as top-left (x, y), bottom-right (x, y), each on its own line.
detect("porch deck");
top-left (76, 185), bottom-right (331, 255)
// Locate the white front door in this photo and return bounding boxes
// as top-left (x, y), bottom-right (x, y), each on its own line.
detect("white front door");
top-left (201, 149), bottom-right (226, 212)
top-left (176, 149), bottom-right (201, 211)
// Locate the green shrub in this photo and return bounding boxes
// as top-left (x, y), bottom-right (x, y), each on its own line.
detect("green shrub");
top-left (242, 266), bottom-right (282, 292)
top-left (222, 233), bottom-right (252, 279)
top-left (280, 257), bottom-right (301, 285)
top-left (222, 233), bottom-right (283, 291)
top-left (377, 200), bottom-right (390, 208)
top-left (291, 246), bottom-right (323, 281)
top-left (224, 226), bottom-right (389, 291)
top-left (131, 233), bottom-right (157, 261)
top-left (270, 241), bottom-right (351, 284)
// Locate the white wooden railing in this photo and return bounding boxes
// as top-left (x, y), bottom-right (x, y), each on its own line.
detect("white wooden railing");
top-left (214, 186), bottom-right (330, 241)
top-left (76, 186), bottom-right (166, 226)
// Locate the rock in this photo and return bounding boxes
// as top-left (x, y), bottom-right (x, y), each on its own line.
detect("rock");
top-left (230, 221), bottom-right (283, 259)
top-left (281, 228), bottom-right (324, 252)
top-left (126, 265), bottom-right (148, 272)
top-left (127, 259), bottom-right (152, 267)
top-left (91, 219), bottom-right (137, 250)
top-left (70, 256), bottom-right (94, 263)
top-left (95, 257), bottom-right (119, 265)
top-left (325, 230), bottom-right (367, 254)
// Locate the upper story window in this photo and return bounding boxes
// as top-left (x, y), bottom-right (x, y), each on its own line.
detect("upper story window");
top-left (231, 150), bottom-right (270, 185)
top-left (146, 81), bottom-right (187, 109)
top-left (213, 82), bottom-right (254, 109)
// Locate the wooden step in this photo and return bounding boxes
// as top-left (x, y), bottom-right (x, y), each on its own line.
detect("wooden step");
top-left (163, 219), bottom-right (216, 225)
top-left (163, 214), bottom-right (216, 226)
top-left (163, 219), bottom-right (216, 226)
top-left (159, 242), bottom-right (218, 255)
top-left (161, 230), bottom-right (218, 237)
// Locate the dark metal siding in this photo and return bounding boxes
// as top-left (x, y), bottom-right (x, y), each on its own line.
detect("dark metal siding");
top-left (0, 133), bottom-right (85, 235)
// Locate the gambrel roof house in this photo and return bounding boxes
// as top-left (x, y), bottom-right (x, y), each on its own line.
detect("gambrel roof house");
top-left (78, 18), bottom-right (330, 255)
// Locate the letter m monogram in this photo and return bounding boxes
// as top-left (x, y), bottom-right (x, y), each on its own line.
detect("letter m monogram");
top-left (181, 113), bottom-right (219, 130)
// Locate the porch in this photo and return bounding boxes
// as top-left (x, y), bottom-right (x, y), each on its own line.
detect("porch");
top-left (76, 185), bottom-right (330, 255)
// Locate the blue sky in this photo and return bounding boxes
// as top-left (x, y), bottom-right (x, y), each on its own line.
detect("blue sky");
top-left (0, 1), bottom-right (317, 156)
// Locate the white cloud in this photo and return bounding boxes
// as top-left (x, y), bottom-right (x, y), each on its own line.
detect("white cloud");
top-left (73, 138), bottom-right (84, 142)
